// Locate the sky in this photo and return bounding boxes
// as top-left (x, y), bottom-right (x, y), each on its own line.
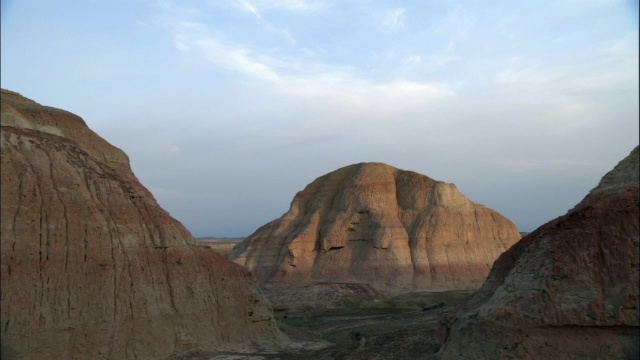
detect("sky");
top-left (2, 0), bottom-right (638, 238)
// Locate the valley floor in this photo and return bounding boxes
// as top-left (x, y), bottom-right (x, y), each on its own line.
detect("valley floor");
top-left (168, 291), bottom-right (474, 360)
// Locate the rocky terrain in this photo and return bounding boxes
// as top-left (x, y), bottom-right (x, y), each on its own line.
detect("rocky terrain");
top-left (438, 146), bottom-right (640, 359)
top-left (0, 89), bottom-right (284, 359)
top-left (230, 163), bottom-right (521, 294)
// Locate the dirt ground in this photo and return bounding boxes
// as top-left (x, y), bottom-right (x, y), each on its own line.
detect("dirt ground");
top-left (168, 290), bottom-right (474, 360)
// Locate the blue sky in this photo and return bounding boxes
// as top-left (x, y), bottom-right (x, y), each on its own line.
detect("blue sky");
top-left (2, 0), bottom-right (638, 237)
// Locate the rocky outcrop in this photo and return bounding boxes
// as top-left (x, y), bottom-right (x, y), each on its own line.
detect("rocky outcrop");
top-left (0, 89), bottom-right (282, 359)
top-left (438, 146), bottom-right (640, 359)
top-left (230, 163), bottom-right (521, 293)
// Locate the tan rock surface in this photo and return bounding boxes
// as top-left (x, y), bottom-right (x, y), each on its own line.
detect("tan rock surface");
top-left (0, 89), bottom-right (283, 359)
top-left (439, 146), bottom-right (640, 359)
top-left (230, 162), bottom-right (521, 293)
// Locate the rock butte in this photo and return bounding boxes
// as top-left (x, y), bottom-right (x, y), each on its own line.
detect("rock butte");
top-left (0, 89), bottom-right (282, 359)
top-left (230, 162), bottom-right (522, 293)
top-left (439, 146), bottom-right (640, 359)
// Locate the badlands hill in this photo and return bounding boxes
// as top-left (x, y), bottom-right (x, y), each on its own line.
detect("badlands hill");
top-left (439, 146), bottom-right (640, 359)
top-left (0, 89), bottom-right (282, 359)
top-left (230, 162), bottom-right (521, 293)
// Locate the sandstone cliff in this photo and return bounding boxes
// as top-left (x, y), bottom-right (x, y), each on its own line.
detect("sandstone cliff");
top-left (0, 89), bottom-right (282, 359)
top-left (438, 146), bottom-right (640, 359)
top-left (230, 163), bottom-right (521, 292)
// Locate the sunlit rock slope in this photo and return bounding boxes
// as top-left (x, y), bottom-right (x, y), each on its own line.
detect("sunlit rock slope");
top-left (230, 162), bottom-right (521, 293)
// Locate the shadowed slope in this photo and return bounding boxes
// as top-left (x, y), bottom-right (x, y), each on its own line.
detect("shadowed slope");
top-left (0, 89), bottom-right (283, 359)
top-left (438, 146), bottom-right (639, 359)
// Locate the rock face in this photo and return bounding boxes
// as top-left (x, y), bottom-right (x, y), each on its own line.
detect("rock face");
top-left (439, 146), bottom-right (640, 359)
top-left (230, 163), bottom-right (521, 292)
top-left (0, 89), bottom-right (282, 359)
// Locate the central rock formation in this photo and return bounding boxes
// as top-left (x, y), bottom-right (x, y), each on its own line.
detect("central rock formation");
top-left (230, 163), bottom-right (521, 292)
top-left (438, 146), bottom-right (640, 359)
top-left (0, 89), bottom-right (282, 359)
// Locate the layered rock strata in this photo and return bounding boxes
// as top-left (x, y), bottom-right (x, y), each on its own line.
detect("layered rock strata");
top-left (439, 146), bottom-right (640, 359)
top-left (230, 163), bottom-right (521, 292)
top-left (0, 89), bottom-right (282, 359)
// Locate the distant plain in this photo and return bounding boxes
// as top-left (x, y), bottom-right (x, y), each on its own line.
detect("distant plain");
top-left (196, 237), bottom-right (244, 257)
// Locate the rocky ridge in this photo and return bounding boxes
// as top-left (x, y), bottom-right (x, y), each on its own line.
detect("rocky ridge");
top-left (438, 146), bottom-right (640, 359)
top-left (230, 163), bottom-right (521, 293)
top-left (0, 89), bottom-right (283, 359)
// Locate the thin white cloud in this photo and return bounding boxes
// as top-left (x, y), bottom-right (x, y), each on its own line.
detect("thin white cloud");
top-left (264, 23), bottom-right (297, 44)
top-left (397, 41), bottom-right (459, 79)
top-left (402, 55), bottom-right (421, 66)
top-left (156, 0), bottom-right (203, 19)
top-left (236, 0), bottom-right (261, 18)
top-left (494, 37), bottom-right (638, 95)
top-left (173, 35), bottom-right (190, 51)
top-left (193, 38), bottom-right (281, 82)
top-left (158, 0), bottom-right (455, 120)
top-left (140, 0), bottom-right (638, 239)
top-left (171, 21), bottom-right (208, 51)
top-left (190, 33), bottom-right (455, 118)
top-left (382, 8), bottom-right (406, 30)
top-left (255, 0), bottom-right (324, 12)
top-left (494, 68), bottom-right (551, 85)
top-left (431, 6), bottom-right (476, 45)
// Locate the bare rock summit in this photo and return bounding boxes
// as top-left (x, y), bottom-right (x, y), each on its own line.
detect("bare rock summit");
top-left (0, 89), bottom-right (283, 359)
top-left (230, 162), bottom-right (521, 293)
top-left (438, 146), bottom-right (640, 359)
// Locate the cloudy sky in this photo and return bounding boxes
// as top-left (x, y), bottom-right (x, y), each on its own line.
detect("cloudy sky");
top-left (2, 0), bottom-right (638, 237)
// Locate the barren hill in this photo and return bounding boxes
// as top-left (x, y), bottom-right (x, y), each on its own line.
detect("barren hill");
top-left (230, 162), bottom-right (521, 293)
top-left (0, 89), bottom-right (282, 359)
top-left (439, 146), bottom-right (640, 359)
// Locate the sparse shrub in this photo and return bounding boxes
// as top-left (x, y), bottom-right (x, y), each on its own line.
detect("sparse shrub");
top-left (283, 302), bottom-right (313, 327)
top-left (298, 303), bottom-right (313, 312)
top-left (289, 312), bottom-right (311, 327)
top-left (406, 299), bottom-right (429, 308)
top-left (342, 295), bottom-right (363, 308)
top-left (350, 331), bottom-right (364, 341)
top-left (383, 299), bottom-right (398, 308)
